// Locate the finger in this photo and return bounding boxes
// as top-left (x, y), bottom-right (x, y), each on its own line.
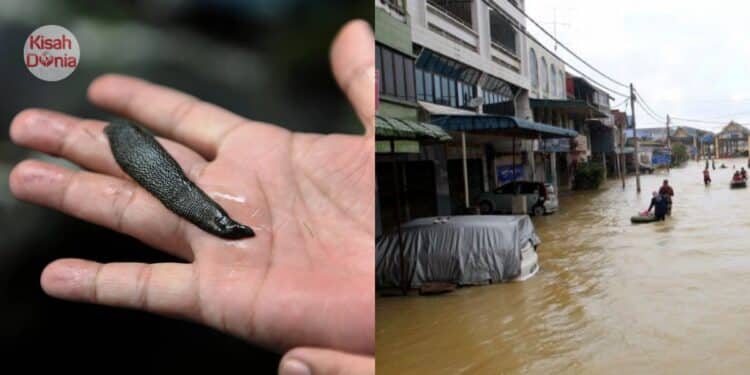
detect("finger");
top-left (9, 160), bottom-right (192, 258)
top-left (87, 74), bottom-right (248, 159)
top-left (10, 108), bottom-right (207, 179)
top-left (279, 347), bottom-right (374, 375)
top-left (41, 259), bottom-right (198, 320)
top-left (330, 20), bottom-right (375, 137)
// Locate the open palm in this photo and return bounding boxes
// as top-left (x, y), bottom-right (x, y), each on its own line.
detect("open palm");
top-left (9, 21), bottom-right (374, 355)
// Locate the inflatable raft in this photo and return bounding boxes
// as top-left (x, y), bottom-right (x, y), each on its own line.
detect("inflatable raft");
top-left (731, 180), bottom-right (747, 189)
top-left (631, 214), bottom-right (659, 224)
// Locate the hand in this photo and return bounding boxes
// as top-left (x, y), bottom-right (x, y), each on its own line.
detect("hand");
top-left (279, 347), bottom-right (374, 375)
top-left (9, 20), bottom-right (375, 355)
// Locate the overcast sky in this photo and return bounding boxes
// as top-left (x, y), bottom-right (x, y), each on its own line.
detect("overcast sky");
top-left (526, 0), bottom-right (750, 132)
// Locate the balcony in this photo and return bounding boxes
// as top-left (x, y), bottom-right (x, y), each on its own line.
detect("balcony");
top-left (427, 0), bottom-right (474, 28)
top-left (379, 0), bottom-right (406, 15)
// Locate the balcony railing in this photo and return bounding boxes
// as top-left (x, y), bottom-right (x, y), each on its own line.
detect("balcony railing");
top-left (379, 0), bottom-right (406, 14)
top-left (489, 9), bottom-right (517, 56)
top-left (427, 0), bottom-right (474, 28)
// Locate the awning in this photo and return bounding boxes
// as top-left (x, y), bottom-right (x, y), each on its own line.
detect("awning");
top-left (375, 115), bottom-right (452, 141)
top-left (530, 98), bottom-right (609, 118)
top-left (430, 114), bottom-right (578, 139)
top-left (418, 101), bottom-right (479, 116)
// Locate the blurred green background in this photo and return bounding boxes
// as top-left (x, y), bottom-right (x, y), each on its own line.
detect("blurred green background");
top-left (0, 0), bottom-right (370, 371)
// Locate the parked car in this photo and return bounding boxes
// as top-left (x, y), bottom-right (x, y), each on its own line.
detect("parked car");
top-left (376, 216), bottom-right (541, 288)
top-left (626, 162), bottom-right (654, 174)
top-left (475, 181), bottom-right (558, 216)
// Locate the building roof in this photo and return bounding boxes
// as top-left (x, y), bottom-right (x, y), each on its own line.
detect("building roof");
top-left (429, 114), bottom-right (578, 139)
top-left (717, 121), bottom-right (750, 136)
top-left (376, 115), bottom-right (452, 141)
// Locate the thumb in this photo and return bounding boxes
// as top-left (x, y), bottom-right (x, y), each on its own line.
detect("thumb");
top-left (278, 347), bottom-right (374, 375)
top-left (329, 20), bottom-right (375, 137)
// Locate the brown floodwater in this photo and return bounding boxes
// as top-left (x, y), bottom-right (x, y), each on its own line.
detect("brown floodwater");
top-left (377, 158), bottom-right (750, 374)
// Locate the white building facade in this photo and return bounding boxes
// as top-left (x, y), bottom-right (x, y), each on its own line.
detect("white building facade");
top-left (526, 36), bottom-right (566, 101)
top-left (408, 0), bottom-right (532, 119)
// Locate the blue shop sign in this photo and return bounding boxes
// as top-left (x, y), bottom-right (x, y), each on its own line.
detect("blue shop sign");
top-left (497, 165), bottom-right (524, 184)
top-left (652, 153), bottom-right (671, 166)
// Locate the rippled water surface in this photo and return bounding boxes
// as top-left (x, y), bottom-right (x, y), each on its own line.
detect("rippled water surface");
top-left (377, 159), bottom-right (750, 374)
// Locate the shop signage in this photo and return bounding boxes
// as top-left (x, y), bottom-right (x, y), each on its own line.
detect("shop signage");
top-left (497, 165), bottom-right (524, 184)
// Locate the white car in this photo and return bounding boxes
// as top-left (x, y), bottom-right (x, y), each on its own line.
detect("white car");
top-left (376, 215), bottom-right (542, 288)
top-left (476, 181), bottom-right (559, 216)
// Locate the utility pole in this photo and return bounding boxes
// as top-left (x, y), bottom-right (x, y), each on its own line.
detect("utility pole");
top-left (666, 114), bottom-right (671, 173)
top-left (630, 83), bottom-right (641, 193)
top-left (544, 8), bottom-right (571, 51)
top-left (553, 9), bottom-right (558, 51)
top-left (621, 101), bottom-right (626, 189)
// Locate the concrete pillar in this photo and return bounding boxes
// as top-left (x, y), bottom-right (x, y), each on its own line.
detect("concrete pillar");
top-left (551, 151), bottom-right (558, 191)
top-left (602, 152), bottom-right (607, 180)
top-left (715, 137), bottom-right (720, 159)
top-left (481, 150), bottom-right (489, 192)
top-left (433, 144), bottom-right (452, 216)
top-left (528, 150), bottom-right (536, 181)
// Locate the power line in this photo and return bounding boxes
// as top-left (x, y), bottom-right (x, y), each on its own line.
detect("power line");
top-left (507, 0), bottom-right (750, 130)
top-left (670, 116), bottom-right (735, 125)
top-left (613, 97), bottom-right (629, 109)
top-left (488, 1), bottom-right (743, 129)
top-left (634, 93), bottom-right (666, 123)
top-left (507, 0), bottom-right (629, 89)
top-left (484, 0), bottom-right (629, 98)
top-left (633, 89), bottom-right (664, 118)
top-left (633, 89), bottom-right (747, 127)
top-left (635, 100), bottom-right (667, 124)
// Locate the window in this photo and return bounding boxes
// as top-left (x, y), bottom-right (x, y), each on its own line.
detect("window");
top-left (428, 0), bottom-right (473, 27)
top-left (376, 44), bottom-right (417, 102)
top-left (550, 65), bottom-right (557, 96)
top-left (415, 50), bottom-right (479, 108)
top-left (376, 46), bottom-right (382, 91)
top-left (380, 0), bottom-right (405, 13)
top-left (489, 8), bottom-right (517, 54)
top-left (457, 82), bottom-right (464, 106)
top-left (394, 54), bottom-right (406, 98)
top-left (416, 68), bottom-right (474, 108)
top-left (433, 74), bottom-right (442, 103)
top-left (529, 48), bottom-right (538, 88)
top-left (540, 57), bottom-right (548, 93)
top-left (499, 182), bottom-right (517, 194)
top-left (482, 75), bottom-right (515, 115)
top-left (382, 49), bottom-right (395, 95)
top-left (424, 71), bottom-right (434, 101)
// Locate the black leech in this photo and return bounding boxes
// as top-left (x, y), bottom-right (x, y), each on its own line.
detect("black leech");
top-left (104, 119), bottom-right (255, 239)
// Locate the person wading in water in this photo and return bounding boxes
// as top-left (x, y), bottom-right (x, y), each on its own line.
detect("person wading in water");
top-left (703, 168), bottom-right (712, 186)
top-left (645, 191), bottom-right (668, 221)
top-left (659, 179), bottom-right (674, 215)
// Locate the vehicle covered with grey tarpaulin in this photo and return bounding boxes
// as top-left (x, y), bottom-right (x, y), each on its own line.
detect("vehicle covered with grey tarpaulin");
top-left (376, 215), bottom-right (541, 288)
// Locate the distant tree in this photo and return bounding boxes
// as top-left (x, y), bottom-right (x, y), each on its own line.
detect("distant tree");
top-left (573, 161), bottom-right (605, 190)
top-left (671, 143), bottom-right (689, 167)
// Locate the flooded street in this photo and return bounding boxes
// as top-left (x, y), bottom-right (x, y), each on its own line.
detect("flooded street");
top-left (377, 159), bottom-right (750, 374)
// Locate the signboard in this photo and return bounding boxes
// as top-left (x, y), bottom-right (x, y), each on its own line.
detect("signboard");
top-left (540, 138), bottom-right (571, 152)
top-left (497, 165), bottom-right (524, 184)
top-left (652, 153), bottom-right (671, 166)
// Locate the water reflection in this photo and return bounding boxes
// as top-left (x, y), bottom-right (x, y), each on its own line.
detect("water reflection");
top-left (377, 159), bottom-right (750, 374)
